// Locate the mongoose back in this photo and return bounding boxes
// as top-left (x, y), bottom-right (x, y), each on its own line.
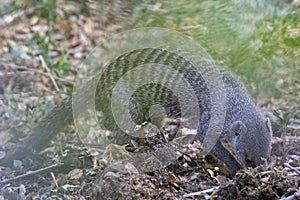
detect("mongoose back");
top-left (94, 48), bottom-right (272, 173)
top-left (0, 47), bottom-right (272, 175)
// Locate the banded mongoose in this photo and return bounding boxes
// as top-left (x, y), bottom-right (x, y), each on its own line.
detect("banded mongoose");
top-left (0, 47), bottom-right (272, 175)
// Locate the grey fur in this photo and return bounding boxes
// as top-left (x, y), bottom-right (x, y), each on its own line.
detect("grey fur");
top-left (95, 48), bottom-right (273, 173)
top-left (218, 71), bottom-right (273, 169)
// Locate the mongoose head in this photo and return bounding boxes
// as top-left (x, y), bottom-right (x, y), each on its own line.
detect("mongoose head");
top-left (229, 118), bottom-right (272, 168)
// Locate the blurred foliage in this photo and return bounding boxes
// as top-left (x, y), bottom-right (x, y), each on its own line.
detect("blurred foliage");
top-left (271, 107), bottom-right (299, 127)
top-left (132, 0), bottom-right (300, 96)
top-left (1, 0), bottom-right (299, 96)
top-left (0, 0), bottom-right (39, 16)
top-left (0, 0), bottom-right (18, 16)
top-left (37, 0), bottom-right (58, 23)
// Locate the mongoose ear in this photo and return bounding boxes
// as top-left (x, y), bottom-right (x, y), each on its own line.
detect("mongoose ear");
top-left (266, 117), bottom-right (273, 136)
top-left (230, 121), bottom-right (247, 136)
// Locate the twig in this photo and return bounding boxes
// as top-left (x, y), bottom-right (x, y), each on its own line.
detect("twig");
top-left (183, 186), bottom-right (220, 198)
top-left (259, 170), bottom-right (274, 176)
top-left (1, 62), bottom-right (74, 85)
top-left (50, 172), bottom-right (59, 188)
top-left (284, 163), bottom-right (300, 175)
top-left (280, 189), bottom-right (300, 200)
top-left (39, 55), bottom-right (60, 92)
top-left (0, 163), bottom-right (62, 185)
top-left (15, 64), bottom-right (73, 85)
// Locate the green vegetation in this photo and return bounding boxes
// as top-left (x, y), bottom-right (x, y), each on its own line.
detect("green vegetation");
top-left (28, 0), bottom-right (69, 73)
top-left (2, 0), bottom-right (299, 96)
top-left (133, 0), bottom-right (300, 95)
